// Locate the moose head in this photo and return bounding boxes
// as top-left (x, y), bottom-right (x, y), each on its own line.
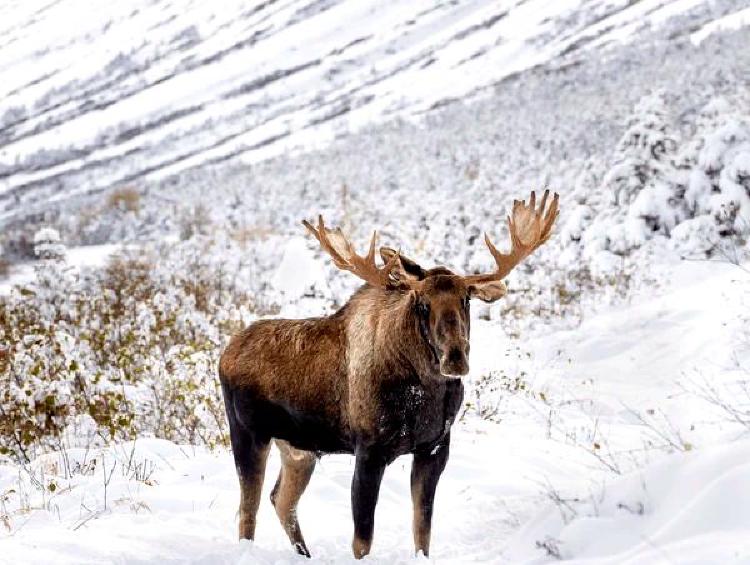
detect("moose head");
top-left (303, 189), bottom-right (559, 378)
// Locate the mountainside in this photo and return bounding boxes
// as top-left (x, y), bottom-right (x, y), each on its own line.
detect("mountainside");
top-left (1, 0), bottom-right (747, 220)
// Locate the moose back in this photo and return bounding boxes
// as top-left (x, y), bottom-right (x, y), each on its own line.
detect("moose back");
top-left (219, 190), bottom-right (559, 559)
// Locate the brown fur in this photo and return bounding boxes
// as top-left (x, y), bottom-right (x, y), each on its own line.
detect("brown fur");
top-left (220, 274), bottom-right (468, 429)
top-left (270, 440), bottom-right (317, 557)
top-left (220, 271), bottom-right (470, 558)
top-left (221, 315), bottom-right (348, 430)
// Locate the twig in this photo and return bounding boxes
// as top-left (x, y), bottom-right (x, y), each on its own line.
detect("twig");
top-left (72, 509), bottom-right (107, 531)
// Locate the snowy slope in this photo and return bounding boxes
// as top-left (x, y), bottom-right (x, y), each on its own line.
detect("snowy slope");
top-left (0, 0), bottom-right (731, 218)
top-left (506, 440), bottom-right (750, 563)
top-left (1, 256), bottom-right (748, 563)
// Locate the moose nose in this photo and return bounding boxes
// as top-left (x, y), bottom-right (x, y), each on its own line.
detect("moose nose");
top-left (447, 347), bottom-right (464, 365)
top-left (440, 346), bottom-right (469, 377)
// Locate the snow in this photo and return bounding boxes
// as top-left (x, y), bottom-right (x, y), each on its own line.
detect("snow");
top-left (0, 243), bottom-right (124, 295)
top-left (528, 258), bottom-right (744, 405)
top-left (691, 6), bottom-right (750, 45)
top-left (64, 243), bottom-right (125, 268)
top-left (272, 237), bottom-right (328, 301)
top-left (0, 0), bottom-right (734, 217)
top-left (505, 440), bottom-right (750, 563)
top-left (2, 255), bottom-right (749, 563)
top-left (0, 431), bottom-right (560, 564)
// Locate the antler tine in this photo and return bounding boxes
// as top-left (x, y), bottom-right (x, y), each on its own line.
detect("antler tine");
top-left (302, 216), bottom-right (404, 289)
top-left (303, 216), bottom-right (337, 266)
top-left (365, 229), bottom-right (377, 263)
top-left (540, 191), bottom-right (559, 244)
top-left (538, 189), bottom-right (548, 212)
top-left (464, 189), bottom-right (559, 284)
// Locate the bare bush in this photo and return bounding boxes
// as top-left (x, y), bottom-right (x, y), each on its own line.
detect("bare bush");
top-left (229, 225), bottom-right (275, 247)
top-left (681, 371), bottom-right (750, 431)
top-left (179, 203), bottom-right (211, 240)
top-left (106, 187), bottom-right (141, 213)
top-left (535, 536), bottom-right (563, 560)
top-left (462, 369), bottom-right (537, 423)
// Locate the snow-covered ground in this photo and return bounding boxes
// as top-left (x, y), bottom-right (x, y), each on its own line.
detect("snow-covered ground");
top-left (2, 256), bottom-right (748, 563)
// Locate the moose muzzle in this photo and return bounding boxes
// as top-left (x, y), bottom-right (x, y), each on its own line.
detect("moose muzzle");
top-left (439, 340), bottom-right (470, 377)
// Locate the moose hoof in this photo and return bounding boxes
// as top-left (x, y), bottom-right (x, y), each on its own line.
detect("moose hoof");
top-left (293, 541), bottom-right (312, 558)
top-left (352, 536), bottom-right (372, 559)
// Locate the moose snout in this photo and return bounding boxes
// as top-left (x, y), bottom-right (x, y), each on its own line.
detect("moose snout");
top-left (439, 343), bottom-right (470, 377)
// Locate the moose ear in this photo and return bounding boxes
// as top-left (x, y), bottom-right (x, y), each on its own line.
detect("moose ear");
top-left (379, 247), bottom-right (426, 283)
top-left (467, 280), bottom-right (507, 303)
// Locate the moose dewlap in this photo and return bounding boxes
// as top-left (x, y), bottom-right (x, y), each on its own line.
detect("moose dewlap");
top-left (219, 190), bottom-right (559, 559)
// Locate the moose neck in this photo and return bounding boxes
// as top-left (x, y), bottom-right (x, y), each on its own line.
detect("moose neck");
top-left (342, 285), bottom-right (439, 384)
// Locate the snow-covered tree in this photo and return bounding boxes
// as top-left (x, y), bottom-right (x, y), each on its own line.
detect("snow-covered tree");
top-left (598, 91), bottom-right (684, 253)
top-left (689, 119), bottom-right (750, 236)
top-left (665, 97), bottom-right (750, 256)
top-left (33, 227), bottom-right (65, 261)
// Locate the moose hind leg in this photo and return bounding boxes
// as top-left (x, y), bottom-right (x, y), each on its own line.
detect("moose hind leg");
top-left (411, 434), bottom-right (450, 557)
top-left (270, 440), bottom-right (316, 558)
top-left (228, 418), bottom-right (271, 540)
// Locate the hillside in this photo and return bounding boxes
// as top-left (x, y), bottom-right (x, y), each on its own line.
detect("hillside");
top-left (2, 0), bottom-right (749, 220)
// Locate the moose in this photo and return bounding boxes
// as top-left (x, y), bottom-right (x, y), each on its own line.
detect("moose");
top-left (219, 190), bottom-right (559, 559)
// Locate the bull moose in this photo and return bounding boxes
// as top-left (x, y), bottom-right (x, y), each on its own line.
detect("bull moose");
top-left (219, 190), bottom-right (559, 558)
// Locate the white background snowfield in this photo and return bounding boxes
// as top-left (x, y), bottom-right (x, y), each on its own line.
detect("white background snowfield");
top-left (2, 0), bottom-right (750, 563)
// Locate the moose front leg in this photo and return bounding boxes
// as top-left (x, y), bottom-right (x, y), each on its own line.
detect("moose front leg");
top-left (411, 434), bottom-right (450, 557)
top-left (351, 448), bottom-right (387, 559)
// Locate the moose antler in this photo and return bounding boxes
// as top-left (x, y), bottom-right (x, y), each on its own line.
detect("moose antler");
top-left (464, 189), bottom-right (559, 284)
top-left (303, 216), bottom-right (405, 289)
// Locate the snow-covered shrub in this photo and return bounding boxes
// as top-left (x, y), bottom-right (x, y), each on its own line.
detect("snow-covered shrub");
top-left (686, 116), bottom-right (750, 239)
top-left (154, 348), bottom-right (227, 447)
top-left (67, 187), bottom-right (162, 246)
top-left (33, 227), bottom-right (65, 261)
top-left (0, 235), bottom-right (271, 462)
top-left (669, 215), bottom-right (721, 256)
top-left (662, 98), bottom-right (750, 257)
top-left (178, 203), bottom-right (212, 241)
top-left (0, 257), bottom-right (132, 460)
top-left (463, 369), bottom-right (536, 423)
